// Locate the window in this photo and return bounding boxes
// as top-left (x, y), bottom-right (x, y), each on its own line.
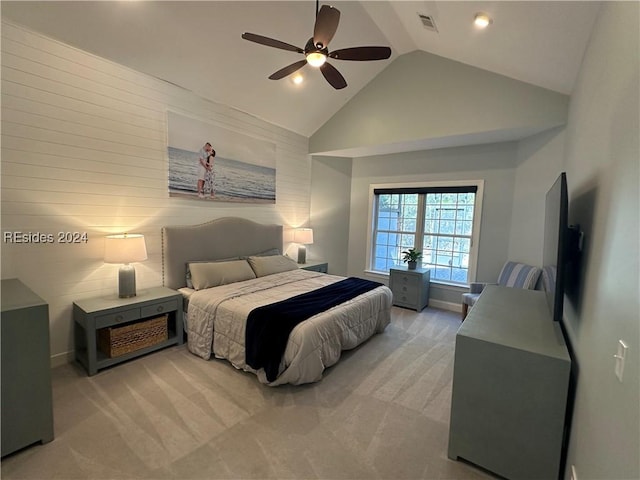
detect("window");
top-left (368, 181), bottom-right (484, 285)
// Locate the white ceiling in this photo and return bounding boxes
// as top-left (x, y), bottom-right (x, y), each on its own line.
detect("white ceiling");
top-left (1, 1), bottom-right (600, 138)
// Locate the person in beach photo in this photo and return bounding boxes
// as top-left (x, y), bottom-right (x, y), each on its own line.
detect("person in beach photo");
top-left (196, 142), bottom-right (213, 198)
top-left (204, 150), bottom-right (216, 199)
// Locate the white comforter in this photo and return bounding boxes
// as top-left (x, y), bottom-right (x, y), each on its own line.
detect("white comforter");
top-left (187, 269), bottom-right (392, 386)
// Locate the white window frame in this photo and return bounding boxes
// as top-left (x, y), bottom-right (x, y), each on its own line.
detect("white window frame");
top-left (365, 179), bottom-right (484, 286)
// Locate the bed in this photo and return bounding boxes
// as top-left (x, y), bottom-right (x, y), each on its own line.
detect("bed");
top-left (161, 217), bottom-right (392, 386)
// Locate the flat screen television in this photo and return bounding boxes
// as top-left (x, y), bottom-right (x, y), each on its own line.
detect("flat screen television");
top-left (542, 172), bottom-right (569, 322)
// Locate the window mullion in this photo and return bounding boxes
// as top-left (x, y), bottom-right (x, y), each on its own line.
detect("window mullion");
top-left (416, 195), bottom-right (427, 250)
top-left (371, 195), bottom-right (380, 268)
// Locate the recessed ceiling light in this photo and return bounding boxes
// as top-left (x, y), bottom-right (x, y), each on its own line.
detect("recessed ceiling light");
top-left (292, 74), bottom-right (303, 85)
top-left (474, 13), bottom-right (492, 29)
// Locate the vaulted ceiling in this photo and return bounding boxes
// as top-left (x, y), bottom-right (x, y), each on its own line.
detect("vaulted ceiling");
top-left (1, 1), bottom-right (600, 137)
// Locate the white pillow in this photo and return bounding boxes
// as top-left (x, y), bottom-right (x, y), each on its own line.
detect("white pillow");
top-left (247, 255), bottom-right (299, 277)
top-left (188, 260), bottom-right (256, 290)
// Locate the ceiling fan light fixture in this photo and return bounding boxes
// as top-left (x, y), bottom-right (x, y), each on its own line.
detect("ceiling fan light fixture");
top-left (474, 13), bottom-right (492, 29)
top-left (306, 51), bottom-right (327, 67)
top-left (241, 4), bottom-right (389, 90)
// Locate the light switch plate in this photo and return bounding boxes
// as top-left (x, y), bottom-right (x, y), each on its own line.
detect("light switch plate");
top-left (614, 340), bottom-right (628, 382)
top-left (571, 465), bottom-right (578, 480)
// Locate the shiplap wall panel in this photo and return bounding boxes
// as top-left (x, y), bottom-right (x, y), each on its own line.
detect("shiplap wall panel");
top-left (5, 109), bottom-right (163, 149)
top-left (1, 82), bottom-right (164, 131)
top-left (2, 67), bottom-right (165, 122)
top-left (1, 21), bottom-right (311, 366)
top-left (2, 94), bottom-right (166, 141)
top-left (1, 148), bottom-right (162, 178)
top-left (3, 122), bottom-right (164, 160)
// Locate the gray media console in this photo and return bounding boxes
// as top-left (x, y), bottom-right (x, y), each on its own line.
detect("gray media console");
top-left (448, 285), bottom-right (571, 480)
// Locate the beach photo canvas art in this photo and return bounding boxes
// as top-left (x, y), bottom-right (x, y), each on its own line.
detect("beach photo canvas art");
top-left (167, 112), bottom-right (276, 203)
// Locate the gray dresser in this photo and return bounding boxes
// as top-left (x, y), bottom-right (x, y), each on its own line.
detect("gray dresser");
top-left (1, 279), bottom-right (54, 457)
top-left (389, 266), bottom-right (430, 311)
top-left (448, 285), bottom-right (571, 480)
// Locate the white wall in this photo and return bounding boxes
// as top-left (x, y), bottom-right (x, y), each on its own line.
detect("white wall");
top-left (310, 50), bottom-right (569, 157)
top-left (346, 142), bottom-right (518, 309)
top-left (309, 156), bottom-right (352, 276)
top-left (508, 126), bottom-right (566, 265)
top-left (559, 2), bottom-right (639, 478)
top-left (1, 22), bottom-right (311, 365)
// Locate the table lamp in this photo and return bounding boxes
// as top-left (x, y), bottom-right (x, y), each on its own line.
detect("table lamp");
top-left (293, 228), bottom-right (314, 264)
top-left (104, 234), bottom-right (147, 298)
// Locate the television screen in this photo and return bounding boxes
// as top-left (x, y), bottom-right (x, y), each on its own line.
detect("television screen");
top-left (542, 172), bottom-right (568, 322)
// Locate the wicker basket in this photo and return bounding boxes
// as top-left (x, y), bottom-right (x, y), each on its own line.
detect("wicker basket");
top-left (97, 314), bottom-right (168, 358)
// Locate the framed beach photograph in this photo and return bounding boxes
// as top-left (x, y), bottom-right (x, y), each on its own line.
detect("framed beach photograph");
top-left (167, 111), bottom-right (276, 203)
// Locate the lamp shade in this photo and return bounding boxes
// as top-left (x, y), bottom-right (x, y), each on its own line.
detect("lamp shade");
top-left (104, 234), bottom-right (148, 264)
top-left (293, 228), bottom-right (314, 245)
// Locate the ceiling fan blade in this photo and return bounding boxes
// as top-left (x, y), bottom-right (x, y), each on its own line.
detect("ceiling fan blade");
top-left (329, 46), bottom-right (392, 61)
top-left (268, 60), bottom-right (308, 80)
top-left (320, 62), bottom-right (347, 90)
top-left (313, 5), bottom-right (340, 49)
top-left (242, 32), bottom-right (304, 53)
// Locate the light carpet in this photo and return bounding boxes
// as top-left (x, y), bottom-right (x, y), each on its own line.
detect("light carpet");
top-left (1, 306), bottom-right (495, 480)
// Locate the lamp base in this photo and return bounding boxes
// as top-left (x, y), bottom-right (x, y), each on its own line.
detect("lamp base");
top-left (118, 264), bottom-right (137, 298)
top-left (297, 245), bottom-right (307, 264)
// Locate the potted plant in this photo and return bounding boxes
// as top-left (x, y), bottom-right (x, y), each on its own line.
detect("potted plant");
top-left (402, 248), bottom-right (422, 270)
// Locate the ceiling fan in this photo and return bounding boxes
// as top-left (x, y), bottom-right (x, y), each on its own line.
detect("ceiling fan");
top-left (241, 1), bottom-right (392, 90)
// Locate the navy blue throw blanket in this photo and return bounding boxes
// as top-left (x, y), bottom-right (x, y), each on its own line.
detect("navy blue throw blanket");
top-left (245, 277), bottom-right (382, 382)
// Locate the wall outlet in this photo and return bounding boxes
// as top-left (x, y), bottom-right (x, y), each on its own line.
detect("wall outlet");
top-left (571, 465), bottom-right (578, 480)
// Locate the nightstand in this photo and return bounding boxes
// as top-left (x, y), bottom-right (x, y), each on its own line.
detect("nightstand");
top-left (299, 260), bottom-right (328, 273)
top-left (389, 266), bottom-right (431, 312)
top-left (73, 287), bottom-right (184, 375)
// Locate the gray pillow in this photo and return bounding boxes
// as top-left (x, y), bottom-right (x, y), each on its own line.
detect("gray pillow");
top-left (186, 257), bottom-right (239, 288)
top-left (188, 260), bottom-right (256, 290)
top-left (247, 255), bottom-right (299, 277)
top-left (240, 248), bottom-right (281, 259)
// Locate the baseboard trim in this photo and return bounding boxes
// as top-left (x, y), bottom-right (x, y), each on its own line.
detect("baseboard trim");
top-left (51, 350), bottom-right (73, 368)
top-left (429, 298), bottom-right (462, 313)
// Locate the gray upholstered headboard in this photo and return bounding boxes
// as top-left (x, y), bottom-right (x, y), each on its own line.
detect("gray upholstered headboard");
top-left (162, 217), bottom-right (283, 290)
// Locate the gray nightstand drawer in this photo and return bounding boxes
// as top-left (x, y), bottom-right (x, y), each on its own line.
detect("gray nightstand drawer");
top-left (95, 307), bottom-right (140, 329)
top-left (141, 299), bottom-right (178, 318)
top-left (391, 283), bottom-right (418, 297)
top-left (394, 274), bottom-right (420, 288)
top-left (394, 293), bottom-right (417, 308)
